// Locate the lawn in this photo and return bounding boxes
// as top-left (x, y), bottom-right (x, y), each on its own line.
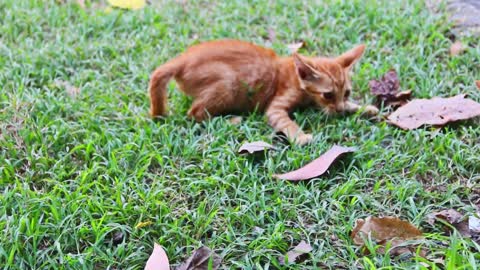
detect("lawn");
top-left (1, 0), bottom-right (480, 269)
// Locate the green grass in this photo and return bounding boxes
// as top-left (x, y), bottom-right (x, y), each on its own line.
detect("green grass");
top-left (1, 0), bottom-right (480, 269)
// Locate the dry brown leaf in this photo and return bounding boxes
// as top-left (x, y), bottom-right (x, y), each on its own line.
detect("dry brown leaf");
top-left (238, 141), bottom-right (274, 154)
top-left (177, 246), bottom-right (221, 270)
top-left (351, 216), bottom-right (423, 256)
top-left (275, 145), bottom-right (356, 181)
top-left (455, 221), bottom-right (471, 237)
top-left (145, 243), bottom-right (170, 270)
top-left (426, 209), bottom-right (463, 226)
top-left (369, 70), bottom-right (400, 96)
top-left (476, 80), bottom-right (480, 90)
top-left (426, 209), bottom-right (471, 237)
top-left (287, 41), bottom-right (305, 54)
top-left (352, 216), bottom-right (422, 245)
top-left (369, 69), bottom-right (412, 108)
top-left (386, 91), bottom-right (413, 108)
top-left (450, 41), bottom-right (466, 56)
top-left (279, 240), bottom-right (313, 265)
top-left (387, 94), bottom-right (480, 130)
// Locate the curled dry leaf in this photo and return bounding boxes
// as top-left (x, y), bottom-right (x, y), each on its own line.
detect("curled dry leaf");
top-left (279, 240), bottom-right (313, 265)
top-left (275, 145), bottom-right (356, 181)
top-left (450, 41), bottom-right (466, 56)
top-left (177, 246), bottom-right (221, 270)
top-left (385, 91), bottom-right (412, 108)
top-left (426, 209), bottom-right (463, 226)
top-left (238, 141), bottom-right (275, 154)
top-left (369, 69), bottom-right (411, 108)
top-left (287, 41), bottom-right (305, 54)
top-left (476, 80), bottom-right (480, 90)
top-left (369, 70), bottom-right (399, 96)
top-left (107, 0), bottom-right (146, 10)
top-left (144, 243), bottom-right (170, 270)
top-left (351, 216), bottom-right (423, 256)
top-left (387, 94), bottom-right (480, 130)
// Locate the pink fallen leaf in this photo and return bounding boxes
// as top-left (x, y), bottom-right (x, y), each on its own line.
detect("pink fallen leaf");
top-left (279, 240), bottom-right (313, 265)
top-left (275, 145), bottom-right (356, 181)
top-left (287, 41), bottom-right (305, 53)
top-left (450, 41), bottom-right (466, 56)
top-left (145, 243), bottom-right (170, 270)
top-left (238, 141), bottom-right (274, 154)
top-left (387, 94), bottom-right (480, 130)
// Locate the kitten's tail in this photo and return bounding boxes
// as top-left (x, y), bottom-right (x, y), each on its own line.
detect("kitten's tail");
top-left (148, 58), bottom-right (182, 117)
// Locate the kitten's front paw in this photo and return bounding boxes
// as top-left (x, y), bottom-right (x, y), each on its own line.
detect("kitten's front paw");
top-left (364, 105), bottom-right (379, 116)
top-left (294, 133), bottom-right (313, 146)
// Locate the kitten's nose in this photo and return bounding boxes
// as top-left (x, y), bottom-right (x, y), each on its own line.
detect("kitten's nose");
top-left (336, 103), bottom-right (345, 112)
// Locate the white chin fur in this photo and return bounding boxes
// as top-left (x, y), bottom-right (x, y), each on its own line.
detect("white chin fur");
top-left (322, 107), bottom-right (336, 115)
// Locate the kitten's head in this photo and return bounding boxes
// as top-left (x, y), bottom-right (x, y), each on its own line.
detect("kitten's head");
top-left (293, 44), bottom-right (365, 114)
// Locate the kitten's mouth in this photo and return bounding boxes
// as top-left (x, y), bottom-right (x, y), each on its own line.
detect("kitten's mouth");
top-left (322, 106), bottom-right (337, 115)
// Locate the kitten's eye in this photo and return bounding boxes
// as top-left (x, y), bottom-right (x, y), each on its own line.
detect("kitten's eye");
top-left (323, 92), bottom-right (335, 100)
top-left (344, 89), bottom-right (351, 99)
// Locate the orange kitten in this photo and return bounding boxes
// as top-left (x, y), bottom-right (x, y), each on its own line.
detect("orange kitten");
top-left (149, 39), bottom-right (378, 145)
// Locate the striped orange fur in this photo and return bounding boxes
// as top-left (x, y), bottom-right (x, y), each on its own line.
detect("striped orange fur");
top-left (149, 39), bottom-right (378, 145)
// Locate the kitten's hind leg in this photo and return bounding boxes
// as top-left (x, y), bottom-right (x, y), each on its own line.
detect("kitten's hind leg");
top-left (187, 84), bottom-right (236, 122)
top-left (188, 99), bottom-right (211, 122)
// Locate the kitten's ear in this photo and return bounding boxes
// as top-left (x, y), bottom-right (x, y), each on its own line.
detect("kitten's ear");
top-left (293, 53), bottom-right (317, 80)
top-left (337, 44), bottom-right (366, 70)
